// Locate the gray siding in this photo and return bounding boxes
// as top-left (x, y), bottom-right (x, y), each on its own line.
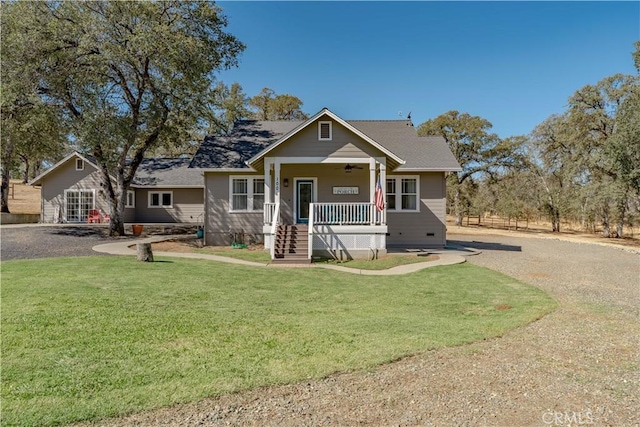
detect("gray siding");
top-left (278, 164), bottom-right (371, 224)
top-left (204, 174), bottom-right (264, 246)
top-left (386, 172), bottom-right (447, 248)
top-left (270, 117), bottom-right (386, 159)
top-left (39, 157), bottom-right (198, 223)
top-left (40, 159), bottom-right (110, 223)
top-left (133, 188), bottom-right (203, 223)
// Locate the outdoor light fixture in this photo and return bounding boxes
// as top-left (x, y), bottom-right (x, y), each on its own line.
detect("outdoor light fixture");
top-left (283, 178), bottom-right (289, 187)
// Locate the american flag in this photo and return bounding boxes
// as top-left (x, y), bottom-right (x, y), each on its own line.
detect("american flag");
top-left (375, 175), bottom-right (385, 212)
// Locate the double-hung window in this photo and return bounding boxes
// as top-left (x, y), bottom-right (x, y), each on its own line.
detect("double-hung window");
top-left (125, 190), bottom-right (135, 208)
top-left (148, 191), bottom-right (172, 208)
top-left (385, 176), bottom-right (419, 212)
top-left (230, 177), bottom-right (265, 212)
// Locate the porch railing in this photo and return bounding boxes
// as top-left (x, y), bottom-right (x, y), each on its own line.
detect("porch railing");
top-left (311, 202), bottom-right (385, 226)
top-left (264, 202), bottom-right (276, 225)
top-left (269, 202), bottom-right (280, 260)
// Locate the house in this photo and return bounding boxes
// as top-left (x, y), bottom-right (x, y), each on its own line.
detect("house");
top-left (29, 152), bottom-right (204, 224)
top-left (190, 108), bottom-right (461, 261)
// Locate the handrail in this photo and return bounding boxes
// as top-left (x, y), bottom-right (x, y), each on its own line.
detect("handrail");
top-left (269, 202), bottom-right (280, 260)
top-left (312, 202), bottom-right (384, 226)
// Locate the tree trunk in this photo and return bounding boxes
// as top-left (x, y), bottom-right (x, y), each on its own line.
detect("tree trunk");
top-left (1, 140), bottom-right (14, 213)
top-left (108, 187), bottom-right (127, 236)
top-left (551, 206), bottom-right (560, 232)
top-left (1, 168), bottom-right (10, 213)
top-left (22, 156), bottom-right (29, 184)
top-left (136, 243), bottom-right (153, 262)
top-left (601, 204), bottom-right (611, 238)
top-left (614, 190), bottom-right (628, 238)
top-left (454, 185), bottom-right (463, 226)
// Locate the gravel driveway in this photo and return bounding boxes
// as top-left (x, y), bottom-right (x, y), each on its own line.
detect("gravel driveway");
top-left (1, 225), bottom-right (118, 260)
top-left (79, 233), bottom-right (639, 427)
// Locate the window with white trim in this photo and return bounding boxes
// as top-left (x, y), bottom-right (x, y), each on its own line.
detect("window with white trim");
top-left (385, 176), bottom-right (419, 212)
top-left (318, 121), bottom-right (332, 141)
top-left (75, 158), bottom-right (84, 171)
top-left (230, 177), bottom-right (264, 212)
top-left (125, 190), bottom-right (135, 208)
top-left (148, 191), bottom-right (172, 208)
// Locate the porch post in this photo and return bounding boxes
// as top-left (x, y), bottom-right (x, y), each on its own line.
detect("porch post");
top-left (379, 162), bottom-right (386, 225)
top-left (264, 158), bottom-right (272, 204)
top-left (274, 159), bottom-right (281, 205)
top-left (369, 158), bottom-right (376, 225)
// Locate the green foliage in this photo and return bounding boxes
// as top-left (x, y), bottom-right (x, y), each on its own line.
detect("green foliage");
top-left (0, 3), bottom-right (67, 211)
top-left (417, 111), bottom-right (524, 224)
top-left (1, 257), bottom-right (555, 426)
top-left (4, 1), bottom-right (244, 234)
top-left (249, 87), bottom-right (309, 120)
top-left (452, 44), bottom-right (640, 236)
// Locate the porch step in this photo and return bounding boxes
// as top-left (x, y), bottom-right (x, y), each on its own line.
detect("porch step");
top-left (273, 224), bottom-right (310, 263)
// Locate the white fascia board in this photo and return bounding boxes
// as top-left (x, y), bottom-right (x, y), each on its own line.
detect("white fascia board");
top-left (29, 151), bottom-right (104, 186)
top-left (200, 167), bottom-right (258, 173)
top-left (129, 185), bottom-right (204, 189)
top-left (246, 108), bottom-right (406, 167)
top-left (395, 167), bottom-right (463, 172)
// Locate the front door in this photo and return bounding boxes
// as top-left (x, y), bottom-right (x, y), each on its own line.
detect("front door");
top-left (296, 180), bottom-right (314, 224)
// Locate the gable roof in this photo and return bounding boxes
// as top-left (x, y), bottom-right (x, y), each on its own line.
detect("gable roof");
top-left (245, 108), bottom-right (406, 169)
top-left (190, 109), bottom-right (461, 173)
top-left (29, 151), bottom-right (102, 186)
top-left (29, 151), bottom-right (203, 188)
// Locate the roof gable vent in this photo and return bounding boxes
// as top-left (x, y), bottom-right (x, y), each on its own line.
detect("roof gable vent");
top-left (318, 121), bottom-right (332, 141)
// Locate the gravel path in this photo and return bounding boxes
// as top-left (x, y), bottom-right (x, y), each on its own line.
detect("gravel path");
top-left (80, 233), bottom-right (640, 427)
top-left (0, 225), bottom-right (117, 260)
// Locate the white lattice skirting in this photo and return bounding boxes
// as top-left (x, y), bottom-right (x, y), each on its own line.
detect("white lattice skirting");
top-left (313, 233), bottom-right (385, 251)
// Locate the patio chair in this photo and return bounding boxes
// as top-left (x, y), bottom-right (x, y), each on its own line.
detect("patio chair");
top-left (87, 209), bottom-right (101, 223)
top-left (101, 211), bottom-right (110, 223)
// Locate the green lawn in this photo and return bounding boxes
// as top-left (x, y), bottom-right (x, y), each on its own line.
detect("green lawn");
top-left (1, 257), bottom-right (555, 426)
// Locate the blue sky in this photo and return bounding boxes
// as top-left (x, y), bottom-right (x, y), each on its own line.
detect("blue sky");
top-left (217, 1), bottom-right (639, 138)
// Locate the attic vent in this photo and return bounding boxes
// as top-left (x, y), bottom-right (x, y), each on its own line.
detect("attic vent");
top-left (75, 158), bottom-right (84, 171)
top-left (318, 121), bottom-right (332, 141)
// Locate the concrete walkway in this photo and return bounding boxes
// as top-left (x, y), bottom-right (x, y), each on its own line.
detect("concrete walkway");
top-left (92, 236), bottom-right (476, 275)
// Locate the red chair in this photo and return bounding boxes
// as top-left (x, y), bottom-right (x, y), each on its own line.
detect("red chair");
top-left (87, 209), bottom-right (101, 223)
top-left (101, 211), bottom-right (111, 223)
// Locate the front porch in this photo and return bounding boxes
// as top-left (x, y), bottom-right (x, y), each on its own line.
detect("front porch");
top-left (264, 201), bottom-right (388, 262)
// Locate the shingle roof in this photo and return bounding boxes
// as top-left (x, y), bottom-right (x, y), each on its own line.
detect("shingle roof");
top-left (190, 120), bottom-right (301, 169)
top-left (190, 117), bottom-right (461, 172)
top-left (346, 120), bottom-right (461, 171)
top-left (132, 158), bottom-right (203, 187)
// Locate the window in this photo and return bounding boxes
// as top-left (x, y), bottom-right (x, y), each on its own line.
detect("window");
top-left (385, 176), bottom-right (419, 212)
top-left (318, 121), bottom-right (332, 141)
top-left (75, 158), bottom-right (84, 171)
top-left (386, 179), bottom-right (396, 210)
top-left (125, 190), bottom-right (135, 208)
top-left (148, 191), bottom-right (173, 208)
top-left (230, 177), bottom-right (265, 212)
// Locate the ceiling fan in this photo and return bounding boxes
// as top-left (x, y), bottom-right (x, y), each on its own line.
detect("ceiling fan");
top-left (342, 164), bottom-right (363, 173)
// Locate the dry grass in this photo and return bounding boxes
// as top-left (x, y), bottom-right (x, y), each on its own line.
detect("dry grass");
top-left (448, 215), bottom-right (640, 250)
top-left (7, 179), bottom-right (41, 214)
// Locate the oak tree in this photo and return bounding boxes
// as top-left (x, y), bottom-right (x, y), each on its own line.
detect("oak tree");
top-left (7, 1), bottom-right (244, 234)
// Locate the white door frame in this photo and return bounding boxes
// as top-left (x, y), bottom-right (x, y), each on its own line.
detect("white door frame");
top-left (293, 177), bottom-right (317, 224)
